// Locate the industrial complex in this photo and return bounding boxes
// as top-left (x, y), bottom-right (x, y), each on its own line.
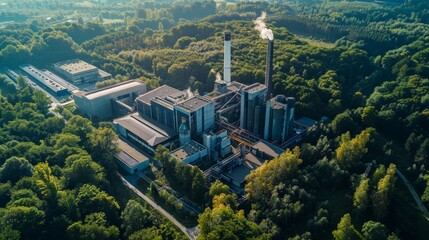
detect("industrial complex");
top-left (54, 59), bottom-right (112, 85)
top-left (69, 32), bottom-right (316, 195)
top-left (1, 59), bottom-right (113, 104)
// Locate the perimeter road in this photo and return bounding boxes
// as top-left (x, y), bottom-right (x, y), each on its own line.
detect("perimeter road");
top-left (116, 171), bottom-right (198, 240)
top-left (396, 169), bottom-right (429, 221)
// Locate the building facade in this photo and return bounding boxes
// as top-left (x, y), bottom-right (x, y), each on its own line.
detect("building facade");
top-left (174, 96), bottom-right (215, 139)
top-left (54, 59), bottom-right (111, 85)
top-left (73, 80), bottom-right (147, 120)
top-left (264, 95), bottom-right (296, 143)
top-left (240, 83), bottom-right (267, 136)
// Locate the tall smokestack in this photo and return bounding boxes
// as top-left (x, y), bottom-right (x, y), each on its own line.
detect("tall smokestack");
top-left (224, 32), bottom-right (231, 84)
top-left (265, 39), bottom-right (274, 100)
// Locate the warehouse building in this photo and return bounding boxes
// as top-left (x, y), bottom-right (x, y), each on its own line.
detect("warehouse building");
top-left (113, 113), bottom-right (177, 153)
top-left (73, 80), bottom-right (147, 120)
top-left (54, 59), bottom-right (112, 85)
top-left (19, 64), bottom-right (68, 95)
top-left (115, 139), bottom-right (151, 174)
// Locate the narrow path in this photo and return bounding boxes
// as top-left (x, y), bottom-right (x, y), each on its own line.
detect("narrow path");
top-left (116, 172), bottom-right (198, 240)
top-left (396, 169), bottom-right (429, 220)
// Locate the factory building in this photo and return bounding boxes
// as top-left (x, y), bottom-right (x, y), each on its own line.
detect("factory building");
top-left (174, 95), bottom-right (215, 139)
top-left (54, 59), bottom-right (112, 85)
top-left (73, 80), bottom-right (147, 120)
top-left (169, 140), bottom-right (208, 164)
top-left (264, 95), bottom-right (296, 143)
top-left (219, 141), bottom-right (283, 189)
top-left (115, 139), bottom-right (150, 174)
top-left (113, 113), bottom-right (177, 153)
top-left (203, 129), bottom-right (232, 160)
top-left (206, 80), bottom-right (245, 124)
top-left (19, 64), bottom-right (68, 95)
top-left (135, 85), bottom-right (186, 130)
top-left (240, 83), bottom-right (267, 136)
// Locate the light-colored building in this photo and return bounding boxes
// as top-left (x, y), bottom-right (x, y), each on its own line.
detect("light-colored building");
top-left (115, 139), bottom-right (150, 174)
top-left (203, 129), bottom-right (231, 160)
top-left (169, 140), bottom-right (208, 164)
top-left (73, 80), bottom-right (147, 120)
top-left (19, 64), bottom-right (68, 95)
top-left (113, 113), bottom-right (176, 153)
top-left (54, 59), bottom-right (111, 85)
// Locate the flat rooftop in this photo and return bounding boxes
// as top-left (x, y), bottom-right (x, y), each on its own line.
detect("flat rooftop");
top-left (114, 113), bottom-right (176, 146)
top-left (223, 158), bottom-right (261, 184)
top-left (55, 59), bottom-right (98, 75)
top-left (98, 69), bottom-right (112, 79)
top-left (136, 85), bottom-right (184, 106)
top-left (115, 139), bottom-right (149, 168)
top-left (19, 64), bottom-right (66, 92)
top-left (268, 95), bottom-right (292, 110)
top-left (206, 81), bottom-right (246, 99)
top-left (175, 95), bottom-right (213, 112)
top-left (242, 83), bottom-right (267, 94)
top-left (170, 140), bottom-right (207, 161)
top-left (40, 69), bottom-right (78, 91)
top-left (252, 141), bottom-right (284, 159)
top-left (76, 80), bottom-right (145, 100)
top-left (244, 152), bottom-right (265, 167)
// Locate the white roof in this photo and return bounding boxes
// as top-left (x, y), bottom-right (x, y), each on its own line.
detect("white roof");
top-left (84, 81), bottom-right (144, 100)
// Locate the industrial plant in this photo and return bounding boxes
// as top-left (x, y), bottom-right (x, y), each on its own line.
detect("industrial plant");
top-left (71, 30), bottom-right (315, 194)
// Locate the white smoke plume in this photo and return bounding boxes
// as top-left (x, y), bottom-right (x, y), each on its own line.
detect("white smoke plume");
top-left (215, 72), bottom-right (222, 82)
top-left (254, 12), bottom-right (274, 40)
top-left (185, 87), bottom-right (194, 99)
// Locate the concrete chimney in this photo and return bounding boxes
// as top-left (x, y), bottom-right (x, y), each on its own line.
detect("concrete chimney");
top-left (224, 32), bottom-right (231, 84)
top-left (265, 39), bottom-right (274, 100)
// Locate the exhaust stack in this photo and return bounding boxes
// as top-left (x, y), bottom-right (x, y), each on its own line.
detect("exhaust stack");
top-left (265, 39), bottom-right (274, 100)
top-left (224, 32), bottom-right (231, 84)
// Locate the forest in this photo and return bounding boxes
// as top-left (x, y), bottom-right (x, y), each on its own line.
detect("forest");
top-left (1, 0), bottom-right (429, 239)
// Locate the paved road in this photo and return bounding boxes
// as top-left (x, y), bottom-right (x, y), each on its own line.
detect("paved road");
top-left (396, 169), bottom-right (429, 220)
top-left (116, 172), bottom-right (199, 240)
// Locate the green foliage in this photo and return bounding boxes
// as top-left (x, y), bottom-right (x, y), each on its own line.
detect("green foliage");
top-left (335, 129), bottom-right (371, 169)
top-left (87, 127), bottom-right (119, 168)
top-left (33, 162), bottom-right (60, 203)
top-left (0, 157), bottom-right (33, 183)
top-left (332, 213), bottom-right (362, 240)
top-left (129, 224), bottom-right (187, 240)
top-left (155, 145), bottom-right (207, 203)
top-left (121, 200), bottom-right (152, 237)
top-left (208, 180), bottom-right (229, 199)
top-left (371, 164), bottom-right (397, 220)
top-left (66, 212), bottom-right (119, 240)
top-left (353, 178), bottom-right (370, 212)
top-left (197, 193), bottom-right (262, 240)
top-left (2, 206), bottom-right (45, 239)
top-left (76, 184), bottom-right (120, 224)
top-left (246, 147), bottom-right (303, 202)
top-left (362, 221), bottom-right (388, 240)
top-left (63, 154), bottom-right (105, 188)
